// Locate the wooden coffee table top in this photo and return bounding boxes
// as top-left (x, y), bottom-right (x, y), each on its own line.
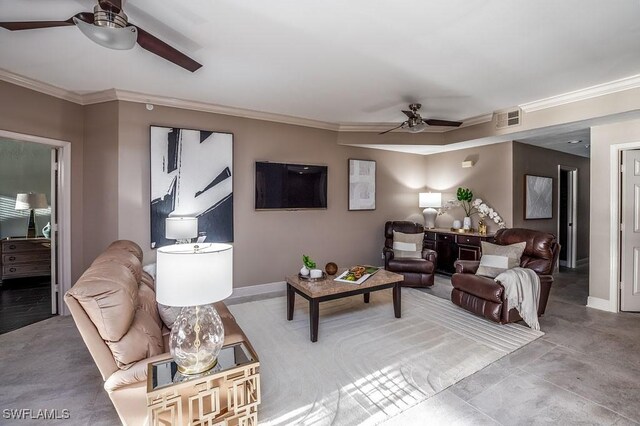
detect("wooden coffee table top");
top-left (286, 268), bottom-right (404, 299)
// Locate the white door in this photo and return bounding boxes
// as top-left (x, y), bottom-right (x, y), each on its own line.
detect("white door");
top-left (621, 150), bottom-right (640, 311)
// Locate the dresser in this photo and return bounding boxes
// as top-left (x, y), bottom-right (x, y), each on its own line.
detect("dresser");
top-left (0, 238), bottom-right (51, 281)
top-left (423, 229), bottom-right (494, 275)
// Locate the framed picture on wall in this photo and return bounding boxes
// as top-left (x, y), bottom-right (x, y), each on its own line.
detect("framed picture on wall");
top-left (525, 174), bottom-right (553, 219)
top-left (348, 159), bottom-right (376, 211)
top-left (150, 126), bottom-right (233, 249)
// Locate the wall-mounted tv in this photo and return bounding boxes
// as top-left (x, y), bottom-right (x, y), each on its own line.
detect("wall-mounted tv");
top-left (255, 161), bottom-right (328, 210)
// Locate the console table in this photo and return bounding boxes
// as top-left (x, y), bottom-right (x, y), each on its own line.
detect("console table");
top-left (423, 229), bottom-right (494, 275)
top-left (1, 237), bottom-right (51, 282)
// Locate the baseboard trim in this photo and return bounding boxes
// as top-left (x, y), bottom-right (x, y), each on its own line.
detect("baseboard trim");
top-left (586, 296), bottom-right (617, 313)
top-left (228, 281), bottom-right (286, 301)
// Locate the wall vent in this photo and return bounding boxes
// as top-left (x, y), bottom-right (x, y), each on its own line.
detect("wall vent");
top-left (494, 108), bottom-right (521, 129)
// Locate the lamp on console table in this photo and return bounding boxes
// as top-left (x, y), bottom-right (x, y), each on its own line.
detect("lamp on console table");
top-left (156, 243), bottom-right (233, 375)
top-left (419, 192), bottom-right (441, 229)
top-left (166, 217), bottom-right (198, 244)
top-left (15, 193), bottom-right (48, 238)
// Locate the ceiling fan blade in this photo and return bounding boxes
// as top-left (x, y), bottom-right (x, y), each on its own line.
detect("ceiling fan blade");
top-left (378, 122), bottom-right (406, 135)
top-left (134, 25), bottom-right (202, 72)
top-left (0, 19), bottom-right (75, 31)
top-left (424, 119), bottom-right (463, 127)
top-left (0, 13), bottom-right (94, 31)
top-left (402, 110), bottom-right (417, 119)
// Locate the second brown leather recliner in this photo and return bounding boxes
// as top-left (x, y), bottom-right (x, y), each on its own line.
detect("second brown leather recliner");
top-left (383, 221), bottom-right (436, 287)
top-left (451, 228), bottom-right (560, 324)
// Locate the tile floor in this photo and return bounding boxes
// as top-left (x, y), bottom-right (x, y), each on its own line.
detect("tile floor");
top-left (1, 266), bottom-right (639, 425)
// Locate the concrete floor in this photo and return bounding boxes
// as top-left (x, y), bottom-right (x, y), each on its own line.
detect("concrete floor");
top-left (1, 266), bottom-right (638, 425)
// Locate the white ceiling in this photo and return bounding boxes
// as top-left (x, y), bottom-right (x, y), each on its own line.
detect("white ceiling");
top-left (516, 129), bottom-right (591, 158)
top-left (1, 0), bottom-right (639, 127)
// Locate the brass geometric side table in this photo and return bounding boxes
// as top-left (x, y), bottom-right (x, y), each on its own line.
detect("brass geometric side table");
top-left (147, 341), bottom-right (260, 426)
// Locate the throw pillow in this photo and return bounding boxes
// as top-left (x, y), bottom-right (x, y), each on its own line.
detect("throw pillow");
top-left (392, 231), bottom-right (423, 259)
top-left (158, 303), bottom-right (182, 329)
top-left (476, 241), bottom-right (526, 278)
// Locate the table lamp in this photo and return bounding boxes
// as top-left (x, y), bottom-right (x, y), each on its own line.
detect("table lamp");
top-left (419, 192), bottom-right (441, 229)
top-left (156, 243), bottom-right (233, 375)
top-left (15, 193), bottom-right (48, 238)
top-left (165, 217), bottom-right (198, 244)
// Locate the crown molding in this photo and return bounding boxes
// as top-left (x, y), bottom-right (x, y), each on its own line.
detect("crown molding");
top-left (0, 68), bottom-right (84, 104)
top-left (2, 68), bottom-right (638, 132)
top-left (520, 74), bottom-right (640, 113)
top-left (104, 89), bottom-right (341, 131)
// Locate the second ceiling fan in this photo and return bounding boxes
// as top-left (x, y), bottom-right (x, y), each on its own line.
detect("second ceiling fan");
top-left (379, 103), bottom-right (462, 135)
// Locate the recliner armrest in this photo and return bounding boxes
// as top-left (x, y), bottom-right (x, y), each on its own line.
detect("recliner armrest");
top-left (422, 248), bottom-right (436, 264)
top-left (383, 246), bottom-right (394, 267)
top-left (104, 352), bottom-right (171, 392)
top-left (454, 260), bottom-right (480, 274)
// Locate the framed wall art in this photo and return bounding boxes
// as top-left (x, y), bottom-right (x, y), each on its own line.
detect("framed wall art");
top-left (150, 126), bottom-right (233, 248)
top-left (348, 159), bottom-right (376, 211)
top-left (525, 174), bottom-right (552, 219)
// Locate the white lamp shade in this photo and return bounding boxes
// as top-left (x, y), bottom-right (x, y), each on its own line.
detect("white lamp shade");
top-left (156, 243), bottom-right (233, 307)
top-left (419, 192), bottom-right (442, 208)
top-left (165, 217), bottom-right (198, 239)
top-left (15, 193), bottom-right (48, 210)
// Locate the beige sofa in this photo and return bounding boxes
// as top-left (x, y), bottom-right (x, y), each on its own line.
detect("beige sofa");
top-left (65, 240), bottom-right (252, 426)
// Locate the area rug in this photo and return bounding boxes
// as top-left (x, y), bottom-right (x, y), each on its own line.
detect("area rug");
top-left (228, 288), bottom-right (543, 426)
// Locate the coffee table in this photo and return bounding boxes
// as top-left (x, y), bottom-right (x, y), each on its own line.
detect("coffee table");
top-left (286, 268), bottom-right (404, 342)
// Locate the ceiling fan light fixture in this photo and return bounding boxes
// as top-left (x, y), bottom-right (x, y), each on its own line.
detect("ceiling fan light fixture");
top-left (73, 17), bottom-right (137, 50)
top-left (407, 122), bottom-right (427, 133)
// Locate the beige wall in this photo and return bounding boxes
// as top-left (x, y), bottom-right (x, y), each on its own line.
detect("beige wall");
top-left (590, 119), bottom-right (640, 301)
top-left (116, 101), bottom-right (430, 287)
top-left (83, 101), bottom-right (120, 266)
top-left (0, 81), bottom-right (85, 281)
top-left (512, 142), bottom-right (591, 260)
top-left (422, 142), bottom-right (514, 233)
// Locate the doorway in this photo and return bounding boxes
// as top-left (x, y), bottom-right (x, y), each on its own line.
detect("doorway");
top-left (0, 129), bottom-right (72, 331)
top-left (558, 166), bottom-right (578, 268)
top-left (0, 140), bottom-right (59, 333)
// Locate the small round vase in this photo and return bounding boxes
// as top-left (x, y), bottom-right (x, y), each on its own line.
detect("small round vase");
top-left (463, 216), bottom-right (472, 230)
top-left (42, 222), bottom-right (51, 239)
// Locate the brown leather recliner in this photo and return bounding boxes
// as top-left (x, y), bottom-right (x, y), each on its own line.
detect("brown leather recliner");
top-left (451, 228), bottom-right (560, 324)
top-left (383, 221), bottom-right (436, 287)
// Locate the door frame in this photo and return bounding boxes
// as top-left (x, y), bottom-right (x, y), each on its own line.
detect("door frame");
top-left (0, 130), bottom-right (72, 316)
top-left (557, 165), bottom-right (578, 268)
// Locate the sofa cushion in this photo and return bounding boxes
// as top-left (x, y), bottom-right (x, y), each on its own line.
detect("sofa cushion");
top-left (92, 249), bottom-right (142, 283)
top-left (388, 257), bottom-right (434, 274)
top-left (107, 308), bottom-right (164, 369)
top-left (138, 283), bottom-right (162, 329)
top-left (107, 240), bottom-right (143, 262)
top-left (140, 270), bottom-right (155, 291)
top-left (476, 241), bottom-right (526, 278)
top-left (451, 273), bottom-right (504, 303)
top-left (392, 231), bottom-right (423, 258)
top-left (67, 263), bottom-right (138, 342)
top-left (157, 304), bottom-right (182, 329)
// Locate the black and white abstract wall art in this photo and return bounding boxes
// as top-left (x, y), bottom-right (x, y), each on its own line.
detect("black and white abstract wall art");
top-left (348, 159), bottom-right (376, 211)
top-left (525, 174), bottom-right (552, 219)
top-left (150, 126), bottom-right (233, 248)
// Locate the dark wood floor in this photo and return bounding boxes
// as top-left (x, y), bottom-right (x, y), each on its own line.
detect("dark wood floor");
top-left (0, 276), bottom-right (54, 334)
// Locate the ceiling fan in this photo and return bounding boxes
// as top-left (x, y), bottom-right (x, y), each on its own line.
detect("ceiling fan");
top-left (379, 103), bottom-right (463, 135)
top-left (0, 0), bottom-right (202, 72)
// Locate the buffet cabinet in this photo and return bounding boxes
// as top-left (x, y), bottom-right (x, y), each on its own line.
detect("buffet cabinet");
top-left (1, 238), bottom-right (51, 282)
top-left (423, 229), bottom-right (494, 275)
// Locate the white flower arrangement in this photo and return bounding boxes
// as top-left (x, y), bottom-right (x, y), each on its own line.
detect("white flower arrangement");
top-left (471, 198), bottom-right (507, 228)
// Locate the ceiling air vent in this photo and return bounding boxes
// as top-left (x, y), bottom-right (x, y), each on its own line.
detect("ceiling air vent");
top-left (494, 108), bottom-right (521, 129)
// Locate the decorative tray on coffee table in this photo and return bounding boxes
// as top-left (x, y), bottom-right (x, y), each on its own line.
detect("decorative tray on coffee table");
top-left (298, 272), bottom-right (327, 282)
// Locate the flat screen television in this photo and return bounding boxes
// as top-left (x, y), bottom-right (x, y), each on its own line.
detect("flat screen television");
top-left (255, 161), bottom-right (328, 209)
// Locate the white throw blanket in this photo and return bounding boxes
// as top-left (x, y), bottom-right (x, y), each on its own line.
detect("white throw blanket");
top-left (494, 267), bottom-right (541, 330)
